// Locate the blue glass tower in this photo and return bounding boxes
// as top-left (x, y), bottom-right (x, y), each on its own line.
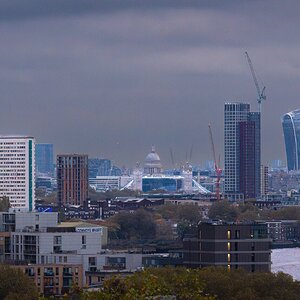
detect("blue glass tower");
top-left (282, 110), bottom-right (300, 171)
top-left (35, 143), bottom-right (54, 175)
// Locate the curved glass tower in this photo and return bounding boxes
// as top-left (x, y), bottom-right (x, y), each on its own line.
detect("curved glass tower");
top-left (282, 109), bottom-right (300, 171)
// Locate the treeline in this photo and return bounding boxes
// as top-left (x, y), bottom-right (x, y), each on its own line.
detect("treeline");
top-left (208, 200), bottom-right (300, 222)
top-left (65, 267), bottom-right (300, 300)
top-left (105, 200), bottom-right (300, 242)
top-left (106, 204), bottom-right (204, 241)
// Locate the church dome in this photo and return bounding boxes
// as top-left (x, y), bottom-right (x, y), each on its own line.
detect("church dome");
top-left (144, 146), bottom-right (162, 175)
top-left (145, 147), bottom-right (161, 163)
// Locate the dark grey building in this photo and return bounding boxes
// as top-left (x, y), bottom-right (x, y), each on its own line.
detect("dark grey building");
top-left (282, 110), bottom-right (300, 171)
top-left (183, 221), bottom-right (271, 272)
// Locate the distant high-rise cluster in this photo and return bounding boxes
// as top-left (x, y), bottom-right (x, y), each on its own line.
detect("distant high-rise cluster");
top-left (282, 109), bottom-right (300, 171)
top-left (224, 103), bottom-right (261, 200)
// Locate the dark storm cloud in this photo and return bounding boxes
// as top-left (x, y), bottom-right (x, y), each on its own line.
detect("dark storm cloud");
top-left (0, 0), bottom-right (299, 167)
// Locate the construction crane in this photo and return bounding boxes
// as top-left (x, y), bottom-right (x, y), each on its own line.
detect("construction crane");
top-left (245, 51), bottom-right (266, 113)
top-left (208, 124), bottom-right (222, 200)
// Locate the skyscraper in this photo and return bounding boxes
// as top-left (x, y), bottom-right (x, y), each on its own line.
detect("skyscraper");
top-left (282, 109), bottom-right (300, 171)
top-left (35, 143), bottom-right (54, 175)
top-left (57, 154), bottom-right (88, 207)
top-left (239, 120), bottom-right (256, 199)
top-left (0, 136), bottom-right (35, 211)
top-left (224, 103), bottom-right (261, 200)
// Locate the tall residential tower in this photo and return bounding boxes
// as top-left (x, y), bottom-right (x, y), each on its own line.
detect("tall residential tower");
top-left (0, 136), bottom-right (35, 211)
top-left (224, 103), bottom-right (261, 200)
top-left (57, 154), bottom-right (89, 207)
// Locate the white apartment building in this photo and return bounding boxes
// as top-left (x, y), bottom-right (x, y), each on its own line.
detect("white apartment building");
top-left (8, 212), bottom-right (144, 283)
top-left (0, 136), bottom-right (35, 211)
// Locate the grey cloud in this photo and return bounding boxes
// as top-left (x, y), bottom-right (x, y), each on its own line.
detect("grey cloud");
top-left (0, 0), bottom-right (299, 167)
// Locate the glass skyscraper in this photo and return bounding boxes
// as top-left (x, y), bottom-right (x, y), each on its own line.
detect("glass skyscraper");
top-left (35, 143), bottom-right (54, 175)
top-left (282, 109), bottom-right (300, 171)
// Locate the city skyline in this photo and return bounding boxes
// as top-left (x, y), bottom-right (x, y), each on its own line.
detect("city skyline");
top-left (1, 1), bottom-right (299, 166)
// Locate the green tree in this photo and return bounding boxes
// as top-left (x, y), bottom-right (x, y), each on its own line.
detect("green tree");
top-left (96, 268), bottom-right (213, 300)
top-left (197, 267), bottom-right (300, 300)
top-left (208, 200), bottom-right (238, 222)
top-left (111, 209), bottom-right (156, 240)
top-left (0, 265), bottom-right (38, 299)
top-left (0, 197), bottom-right (10, 212)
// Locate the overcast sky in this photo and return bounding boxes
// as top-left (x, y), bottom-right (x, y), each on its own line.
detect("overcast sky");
top-left (0, 0), bottom-right (299, 168)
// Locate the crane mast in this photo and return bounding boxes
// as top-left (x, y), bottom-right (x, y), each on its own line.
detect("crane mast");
top-left (245, 51), bottom-right (266, 113)
top-left (208, 124), bottom-right (222, 201)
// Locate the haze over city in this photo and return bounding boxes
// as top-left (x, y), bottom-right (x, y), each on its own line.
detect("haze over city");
top-left (0, 0), bottom-right (299, 166)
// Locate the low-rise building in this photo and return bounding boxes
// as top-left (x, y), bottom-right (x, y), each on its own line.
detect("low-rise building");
top-left (13, 264), bottom-right (83, 296)
top-left (183, 221), bottom-right (271, 272)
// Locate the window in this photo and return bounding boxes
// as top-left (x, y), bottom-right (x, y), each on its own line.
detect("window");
top-left (235, 242), bottom-right (238, 251)
top-left (82, 235), bottom-right (86, 245)
top-left (88, 257), bottom-right (96, 266)
top-left (227, 230), bottom-right (231, 239)
top-left (227, 242), bottom-right (231, 251)
top-left (235, 230), bottom-right (240, 239)
top-left (54, 236), bottom-right (62, 245)
top-left (227, 254), bottom-right (231, 263)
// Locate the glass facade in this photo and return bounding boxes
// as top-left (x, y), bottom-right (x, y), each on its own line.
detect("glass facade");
top-left (282, 110), bottom-right (300, 171)
top-left (36, 144), bottom-right (54, 175)
top-left (142, 177), bottom-right (183, 192)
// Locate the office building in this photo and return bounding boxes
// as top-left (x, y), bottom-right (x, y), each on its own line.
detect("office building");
top-left (89, 158), bottom-right (111, 178)
top-left (35, 144), bottom-right (54, 175)
top-left (183, 221), bottom-right (271, 272)
top-left (224, 103), bottom-right (261, 200)
top-left (0, 136), bottom-right (35, 211)
top-left (282, 109), bottom-right (300, 171)
top-left (57, 154), bottom-right (88, 207)
top-left (89, 176), bottom-right (132, 192)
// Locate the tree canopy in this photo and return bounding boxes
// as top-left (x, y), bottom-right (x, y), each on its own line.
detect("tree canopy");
top-left (0, 197), bottom-right (10, 212)
top-left (62, 267), bottom-right (300, 300)
top-left (0, 265), bottom-right (38, 299)
top-left (109, 209), bottom-right (156, 240)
